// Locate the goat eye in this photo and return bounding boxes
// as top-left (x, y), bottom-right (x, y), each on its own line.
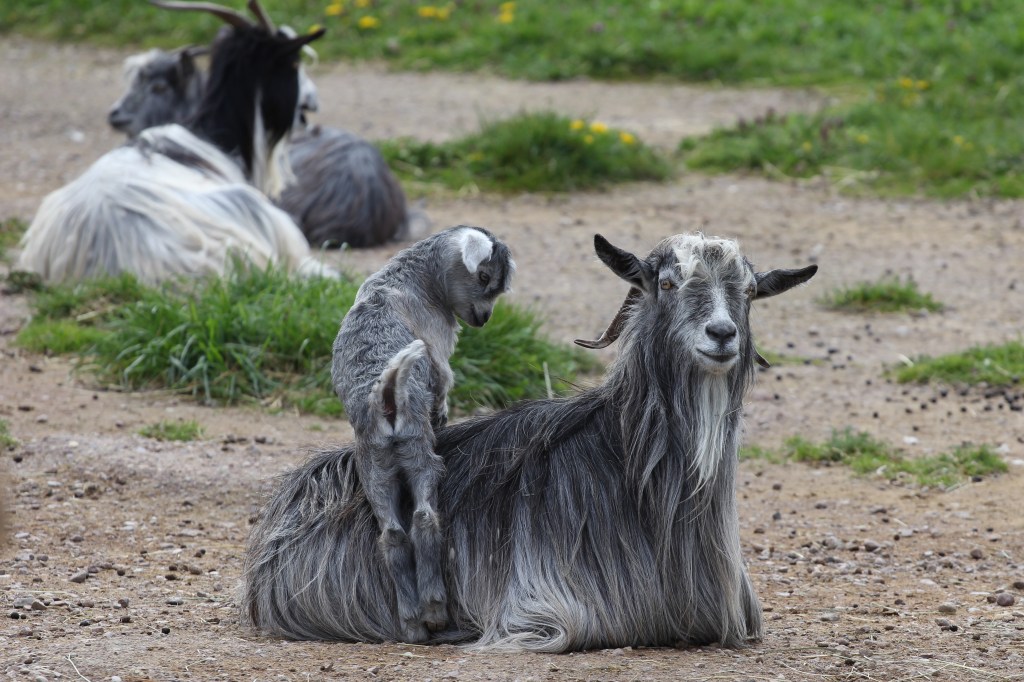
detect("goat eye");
top-left (151, 82), bottom-right (168, 94)
top-left (660, 279), bottom-right (673, 290)
top-left (478, 272), bottom-right (491, 286)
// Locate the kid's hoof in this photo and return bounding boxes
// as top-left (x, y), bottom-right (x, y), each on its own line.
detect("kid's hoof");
top-left (422, 598), bottom-right (448, 632)
top-left (400, 620), bottom-right (429, 643)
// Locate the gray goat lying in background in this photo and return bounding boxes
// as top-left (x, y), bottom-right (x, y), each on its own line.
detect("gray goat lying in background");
top-left (330, 226), bottom-right (515, 642)
top-left (242, 232), bottom-right (817, 650)
top-left (108, 46), bottom-right (422, 249)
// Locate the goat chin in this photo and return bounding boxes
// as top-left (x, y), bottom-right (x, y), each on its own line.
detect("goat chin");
top-left (17, 124), bottom-right (337, 285)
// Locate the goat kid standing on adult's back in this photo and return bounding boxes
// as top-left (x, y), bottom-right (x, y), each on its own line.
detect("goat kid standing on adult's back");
top-left (331, 226), bottom-right (515, 642)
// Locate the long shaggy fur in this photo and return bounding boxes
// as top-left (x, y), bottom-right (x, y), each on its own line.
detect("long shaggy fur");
top-left (242, 233), bottom-right (816, 651)
top-left (106, 48), bottom-right (424, 249)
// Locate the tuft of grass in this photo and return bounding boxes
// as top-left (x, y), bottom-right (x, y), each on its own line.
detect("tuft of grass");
top-left (0, 418), bottom-right (18, 450)
top-left (781, 428), bottom-right (1007, 488)
top-left (0, 218), bottom-right (26, 262)
top-left (14, 264), bottom-right (595, 416)
top-left (139, 419), bottom-right (204, 442)
top-left (819, 277), bottom-right (943, 314)
top-left (894, 341), bottom-right (1024, 387)
top-left (381, 112), bottom-right (670, 193)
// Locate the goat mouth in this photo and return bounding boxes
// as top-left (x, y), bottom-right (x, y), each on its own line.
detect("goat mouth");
top-left (699, 350), bottom-right (738, 364)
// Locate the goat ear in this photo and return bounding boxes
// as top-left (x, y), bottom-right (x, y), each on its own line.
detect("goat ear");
top-left (456, 228), bottom-right (493, 274)
top-left (277, 27), bottom-right (326, 55)
top-left (177, 49), bottom-right (196, 81)
top-left (754, 265), bottom-right (818, 299)
top-left (593, 234), bottom-right (654, 294)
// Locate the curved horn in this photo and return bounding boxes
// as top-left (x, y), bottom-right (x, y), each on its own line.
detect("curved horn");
top-left (148, 0), bottom-right (253, 29)
top-left (247, 0), bottom-right (276, 32)
top-left (182, 44), bottom-right (212, 58)
top-left (574, 288), bottom-right (642, 350)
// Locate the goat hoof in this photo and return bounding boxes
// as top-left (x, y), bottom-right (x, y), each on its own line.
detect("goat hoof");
top-left (421, 599), bottom-right (448, 632)
top-left (400, 620), bottom-right (429, 643)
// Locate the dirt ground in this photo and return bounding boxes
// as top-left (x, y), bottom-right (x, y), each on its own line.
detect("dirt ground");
top-left (1, 37), bottom-right (1023, 681)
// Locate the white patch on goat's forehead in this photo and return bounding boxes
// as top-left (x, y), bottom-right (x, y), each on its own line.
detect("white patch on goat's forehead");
top-left (456, 227), bottom-right (494, 273)
top-left (670, 234), bottom-right (750, 282)
top-left (122, 50), bottom-right (164, 83)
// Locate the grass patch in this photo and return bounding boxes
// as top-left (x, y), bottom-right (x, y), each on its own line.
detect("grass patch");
top-left (893, 341), bottom-right (1024, 387)
top-left (14, 265), bottom-right (596, 416)
top-left (781, 428), bottom-right (1007, 488)
top-left (0, 218), bottom-right (26, 262)
top-left (381, 112), bottom-right (670, 193)
top-left (820, 277), bottom-right (943, 314)
top-left (139, 419), bottom-right (204, 442)
top-left (0, 419), bottom-right (17, 450)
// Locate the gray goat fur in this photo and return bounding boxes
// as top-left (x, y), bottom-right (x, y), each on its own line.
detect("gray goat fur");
top-left (108, 47), bottom-right (420, 249)
top-left (329, 225), bottom-right (515, 642)
top-left (242, 232), bottom-right (817, 651)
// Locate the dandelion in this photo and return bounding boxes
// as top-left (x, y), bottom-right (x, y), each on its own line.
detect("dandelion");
top-left (619, 131), bottom-right (636, 145)
top-left (855, 133), bottom-right (869, 144)
top-left (953, 135), bottom-right (965, 146)
top-left (589, 121), bottom-right (608, 134)
top-left (437, 5), bottom-right (451, 19)
top-left (357, 15), bottom-right (380, 29)
top-left (915, 79), bottom-right (929, 90)
top-left (801, 141), bottom-right (813, 152)
top-left (500, 1), bottom-right (515, 11)
top-left (569, 119), bottom-right (585, 131)
top-left (498, 10), bottom-right (514, 23)
top-left (418, 5), bottom-right (438, 18)
top-left (355, 0), bottom-right (371, 7)
top-left (325, 2), bottom-right (343, 16)
top-left (583, 134), bottom-right (595, 145)
top-left (897, 76), bottom-right (914, 89)
top-left (308, 23), bottom-right (323, 34)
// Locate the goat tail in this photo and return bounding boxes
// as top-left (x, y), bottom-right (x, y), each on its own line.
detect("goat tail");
top-left (371, 339), bottom-right (428, 432)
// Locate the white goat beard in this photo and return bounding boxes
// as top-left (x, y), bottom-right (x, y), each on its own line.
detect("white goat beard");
top-left (251, 91), bottom-right (296, 199)
top-left (691, 374), bottom-right (730, 489)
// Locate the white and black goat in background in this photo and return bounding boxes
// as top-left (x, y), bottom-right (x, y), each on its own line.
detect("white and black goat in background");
top-left (242, 232), bottom-right (817, 651)
top-left (17, 0), bottom-right (332, 285)
top-left (330, 226), bottom-right (514, 642)
top-left (106, 43), bottom-right (421, 249)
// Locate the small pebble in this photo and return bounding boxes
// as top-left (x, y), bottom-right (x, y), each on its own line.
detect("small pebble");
top-left (996, 593), bottom-right (1015, 607)
top-left (863, 540), bottom-right (881, 552)
top-left (69, 571), bottom-right (89, 583)
top-left (970, 549), bottom-right (984, 560)
top-left (938, 603), bottom-right (957, 615)
top-left (166, 597), bottom-right (184, 606)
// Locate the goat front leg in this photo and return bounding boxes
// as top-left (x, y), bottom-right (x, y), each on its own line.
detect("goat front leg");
top-left (363, 460), bottom-right (428, 643)
top-left (403, 441), bottom-right (448, 632)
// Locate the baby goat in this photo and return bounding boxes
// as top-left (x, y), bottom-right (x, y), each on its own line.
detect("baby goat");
top-left (331, 226), bottom-right (515, 642)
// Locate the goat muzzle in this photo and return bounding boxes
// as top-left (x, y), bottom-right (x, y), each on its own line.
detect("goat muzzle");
top-left (574, 288), bottom-right (641, 350)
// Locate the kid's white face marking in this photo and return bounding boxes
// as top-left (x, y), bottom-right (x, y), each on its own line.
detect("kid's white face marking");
top-left (457, 228), bottom-right (494, 274)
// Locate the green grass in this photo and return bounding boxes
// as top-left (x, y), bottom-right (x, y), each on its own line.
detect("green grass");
top-left (779, 428), bottom-right (1007, 488)
top-left (820, 278), bottom-right (943, 314)
top-left (0, 218), bottom-right (26, 262)
top-left (381, 112), bottom-right (670, 193)
top-left (894, 341), bottom-right (1024, 387)
top-left (0, 418), bottom-right (17, 450)
top-left (139, 419), bottom-right (204, 442)
top-left (14, 265), bottom-right (597, 416)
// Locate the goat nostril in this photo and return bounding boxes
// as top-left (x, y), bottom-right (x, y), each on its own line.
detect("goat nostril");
top-left (706, 322), bottom-right (737, 343)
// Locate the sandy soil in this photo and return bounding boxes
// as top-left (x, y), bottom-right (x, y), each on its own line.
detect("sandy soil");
top-left (1, 37), bottom-right (1023, 681)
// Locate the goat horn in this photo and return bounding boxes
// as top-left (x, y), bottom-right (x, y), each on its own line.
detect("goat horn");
top-left (181, 44), bottom-right (212, 58)
top-left (246, 0), bottom-right (276, 32)
top-left (574, 288), bottom-right (642, 350)
top-left (148, 0), bottom-right (253, 29)
top-left (754, 350), bottom-right (771, 369)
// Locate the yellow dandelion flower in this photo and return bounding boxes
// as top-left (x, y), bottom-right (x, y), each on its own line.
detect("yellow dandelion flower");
top-left (498, 10), bottom-right (514, 23)
top-left (915, 79), bottom-right (929, 90)
top-left (437, 6), bottom-right (451, 19)
top-left (355, 0), bottom-right (371, 7)
top-left (325, 2), bottom-right (343, 16)
top-left (619, 131), bottom-right (636, 145)
top-left (569, 119), bottom-right (585, 131)
top-left (308, 23), bottom-right (323, 33)
top-left (418, 5), bottom-right (438, 18)
top-left (801, 141), bottom-right (813, 152)
top-left (583, 134), bottom-right (595, 145)
top-left (357, 15), bottom-right (380, 29)
top-left (898, 76), bottom-right (914, 89)
top-left (500, 1), bottom-right (516, 11)
top-left (855, 133), bottom-right (869, 144)
top-left (589, 121), bottom-right (608, 134)
top-left (953, 135), bottom-right (965, 146)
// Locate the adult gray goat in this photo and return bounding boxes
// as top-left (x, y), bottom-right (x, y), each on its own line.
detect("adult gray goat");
top-left (18, 0), bottom-right (333, 286)
top-left (242, 232), bottom-right (817, 651)
top-left (108, 46), bottom-right (419, 249)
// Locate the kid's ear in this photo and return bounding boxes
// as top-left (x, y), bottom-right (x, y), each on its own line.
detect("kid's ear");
top-left (457, 228), bottom-right (494, 274)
